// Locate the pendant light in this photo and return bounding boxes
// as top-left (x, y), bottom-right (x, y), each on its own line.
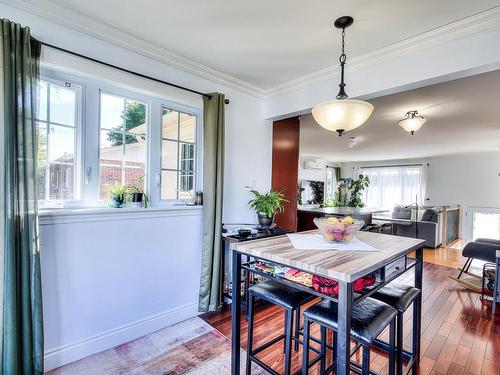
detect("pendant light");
top-left (398, 110), bottom-right (427, 135)
top-left (312, 16), bottom-right (374, 136)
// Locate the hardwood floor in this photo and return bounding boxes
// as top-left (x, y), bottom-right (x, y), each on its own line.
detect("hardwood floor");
top-left (201, 250), bottom-right (500, 375)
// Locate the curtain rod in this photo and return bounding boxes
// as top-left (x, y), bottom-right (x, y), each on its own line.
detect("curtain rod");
top-left (35, 39), bottom-right (230, 104)
top-left (355, 163), bottom-right (429, 169)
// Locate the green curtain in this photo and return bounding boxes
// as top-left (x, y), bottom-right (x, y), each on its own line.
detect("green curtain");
top-left (198, 93), bottom-right (225, 312)
top-left (0, 20), bottom-right (44, 374)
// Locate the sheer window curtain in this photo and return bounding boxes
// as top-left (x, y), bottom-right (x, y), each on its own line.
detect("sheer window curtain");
top-left (361, 165), bottom-right (426, 210)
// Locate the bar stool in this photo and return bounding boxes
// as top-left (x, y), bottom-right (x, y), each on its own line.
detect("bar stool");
top-left (302, 298), bottom-right (397, 375)
top-left (371, 284), bottom-right (421, 375)
top-left (246, 280), bottom-right (314, 375)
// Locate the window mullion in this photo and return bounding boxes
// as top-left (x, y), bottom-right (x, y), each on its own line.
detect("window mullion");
top-left (83, 83), bottom-right (100, 203)
top-left (45, 85), bottom-right (51, 202)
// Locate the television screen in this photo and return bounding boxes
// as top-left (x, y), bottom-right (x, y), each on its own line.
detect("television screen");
top-left (301, 180), bottom-right (325, 205)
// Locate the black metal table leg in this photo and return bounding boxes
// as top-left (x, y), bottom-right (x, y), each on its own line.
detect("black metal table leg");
top-left (336, 280), bottom-right (353, 375)
top-left (413, 247), bottom-right (424, 374)
top-left (231, 250), bottom-right (242, 375)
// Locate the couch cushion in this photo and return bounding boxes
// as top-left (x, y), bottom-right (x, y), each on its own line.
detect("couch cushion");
top-left (392, 206), bottom-right (411, 220)
top-left (421, 208), bottom-right (435, 222)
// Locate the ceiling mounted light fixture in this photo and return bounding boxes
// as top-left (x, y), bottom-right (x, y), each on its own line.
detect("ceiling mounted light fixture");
top-left (312, 16), bottom-right (374, 137)
top-left (398, 110), bottom-right (427, 135)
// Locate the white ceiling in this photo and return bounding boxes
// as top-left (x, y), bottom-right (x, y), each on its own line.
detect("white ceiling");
top-left (27, 0), bottom-right (500, 90)
top-left (300, 70), bottom-right (500, 161)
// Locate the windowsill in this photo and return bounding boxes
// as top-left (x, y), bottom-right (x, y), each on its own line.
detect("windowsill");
top-left (38, 204), bottom-right (203, 225)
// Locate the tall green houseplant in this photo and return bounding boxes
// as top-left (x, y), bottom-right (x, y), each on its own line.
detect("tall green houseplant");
top-left (247, 188), bottom-right (288, 228)
top-left (347, 174), bottom-right (370, 207)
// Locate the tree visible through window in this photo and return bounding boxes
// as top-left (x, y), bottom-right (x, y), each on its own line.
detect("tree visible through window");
top-left (99, 93), bottom-right (147, 199)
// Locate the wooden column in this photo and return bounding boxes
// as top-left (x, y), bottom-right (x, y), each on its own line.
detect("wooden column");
top-left (272, 117), bottom-right (300, 232)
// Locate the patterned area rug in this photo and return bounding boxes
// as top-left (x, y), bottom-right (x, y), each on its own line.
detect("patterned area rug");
top-left (46, 317), bottom-right (266, 375)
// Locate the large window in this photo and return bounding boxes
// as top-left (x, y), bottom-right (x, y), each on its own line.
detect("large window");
top-left (160, 108), bottom-right (197, 200)
top-left (99, 93), bottom-right (147, 198)
top-left (35, 68), bottom-right (202, 208)
top-left (361, 165), bottom-right (424, 210)
top-left (36, 79), bottom-right (80, 203)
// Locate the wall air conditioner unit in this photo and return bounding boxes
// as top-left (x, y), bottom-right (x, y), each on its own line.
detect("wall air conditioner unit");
top-left (304, 159), bottom-right (327, 170)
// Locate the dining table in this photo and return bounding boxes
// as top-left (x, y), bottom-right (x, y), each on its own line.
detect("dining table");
top-left (230, 230), bottom-right (425, 375)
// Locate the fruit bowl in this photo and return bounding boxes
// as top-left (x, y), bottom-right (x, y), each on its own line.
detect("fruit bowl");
top-left (313, 216), bottom-right (364, 243)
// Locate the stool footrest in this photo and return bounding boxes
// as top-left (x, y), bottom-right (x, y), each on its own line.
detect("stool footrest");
top-left (372, 338), bottom-right (414, 362)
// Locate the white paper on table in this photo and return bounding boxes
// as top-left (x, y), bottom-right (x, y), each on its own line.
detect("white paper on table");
top-left (286, 233), bottom-right (380, 252)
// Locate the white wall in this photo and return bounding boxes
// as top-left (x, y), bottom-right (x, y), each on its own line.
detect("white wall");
top-left (340, 151), bottom-right (500, 237)
top-left (39, 208), bottom-right (202, 370)
top-left (425, 152), bottom-right (500, 209)
top-left (264, 18), bottom-right (500, 121)
top-left (340, 152), bottom-right (500, 209)
top-left (4, 2), bottom-right (500, 371)
top-left (0, 3), bottom-right (271, 224)
top-left (0, 3), bottom-right (271, 370)
top-left (298, 157), bottom-right (328, 182)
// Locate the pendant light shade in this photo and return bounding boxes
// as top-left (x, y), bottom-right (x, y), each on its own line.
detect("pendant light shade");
top-left (398, 111), bottom-right (427, 135)
top-left (312, 99), bottom-right (374, 135)
top-left (312, 16), bottom-right (373, 136)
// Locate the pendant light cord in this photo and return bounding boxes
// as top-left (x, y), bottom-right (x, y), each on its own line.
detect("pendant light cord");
top-left (336, 27), bottom-right (348, 100)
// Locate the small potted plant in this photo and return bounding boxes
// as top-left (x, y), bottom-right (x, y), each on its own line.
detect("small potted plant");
top-left (125, 175), bottom-right (149, 208)
top-left (247, 188), bottom-right (288, 229)
top-left (107, 182), bottom-right (128, 208)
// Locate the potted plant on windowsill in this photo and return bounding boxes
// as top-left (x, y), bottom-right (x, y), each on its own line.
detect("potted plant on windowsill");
top-left (247, 188), bottom-right (288, 229)
top-left (124, 175), bottom-right (149, 208)
top-left (107, 182), bottom-right (128, 208)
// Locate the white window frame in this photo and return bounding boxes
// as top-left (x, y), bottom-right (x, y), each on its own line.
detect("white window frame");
top-left (97, 89), bottom-right (151, 200)
top-left (37, 74), bottom-right (84, 208)
top-left (39, 67), bottom-right (203, 209)
top-left (158, 104), bottom-right (202, 203)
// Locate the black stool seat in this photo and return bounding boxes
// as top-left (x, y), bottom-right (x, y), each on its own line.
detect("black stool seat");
top-left (462, 240), bottom-right (498, 263)
top-left (249, 280), bottom-right (312, 309)
top-left (372, 284), bottom-right (421, 313)
top-left (303, 298), bottom-right (397, 345)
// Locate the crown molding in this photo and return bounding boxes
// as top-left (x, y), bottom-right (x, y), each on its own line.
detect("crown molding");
top-left (2, 0), bottom-right (268, 98)
top-left (264, 6), bottom-right (500, 98)
top-left (4, 1), bottom-right (500, 100)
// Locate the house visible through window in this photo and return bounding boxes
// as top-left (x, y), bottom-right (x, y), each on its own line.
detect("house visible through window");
top-left (36, 69), bottom-right (202, 208)
top-left (361, 165), bottom-right (424, 210)
top-left (160, 108), bottom-right (197, 200)
top-left (36, 80), bottom-right (80, 202)
top-left (99, 92), bottom-right (147, 199)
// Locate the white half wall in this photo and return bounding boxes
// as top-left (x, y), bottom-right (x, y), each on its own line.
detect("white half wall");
top-left (39, 208), bottom-right (203, 371)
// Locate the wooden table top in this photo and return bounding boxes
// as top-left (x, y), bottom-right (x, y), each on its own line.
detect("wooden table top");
top-left (230, 230), bottom-right (425, 282)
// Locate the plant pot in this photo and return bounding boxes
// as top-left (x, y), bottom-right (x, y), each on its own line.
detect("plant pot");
top-left (111, 195), bottom-right (125, 208)
top-left (130, 192), bottom-right (144, 207)
top-left (257, 213), bottom-right (274, 229)
top-left (131, 192), bottom-right (144, 202)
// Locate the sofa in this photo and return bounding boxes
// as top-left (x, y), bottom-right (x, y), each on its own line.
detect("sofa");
top-left (389, 206), bottom-right (443, 248)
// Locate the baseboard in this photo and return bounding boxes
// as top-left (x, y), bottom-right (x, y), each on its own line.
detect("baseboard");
top-left (44, 301), bottom-right (200, 371)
